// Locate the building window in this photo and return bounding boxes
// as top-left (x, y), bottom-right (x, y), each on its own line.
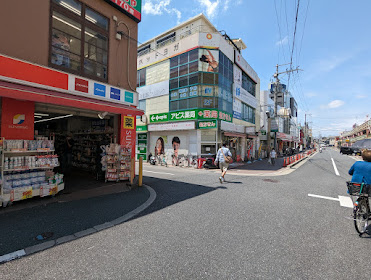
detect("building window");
top-left (50, 0), bottom-right (109, 81)
top-left (242, 71), bottom-right (256, 97)
top-left (242, 103), bottom-right (255, 124)
top-left (137, 68), bottom-right (146, 87)
top-left (138, 100), bottom-right (146, 111)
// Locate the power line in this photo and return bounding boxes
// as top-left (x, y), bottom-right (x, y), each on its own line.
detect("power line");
top-left (298, 0), bottom-right (310, 65)
top-left (287, 0), bottom-right (301, 90)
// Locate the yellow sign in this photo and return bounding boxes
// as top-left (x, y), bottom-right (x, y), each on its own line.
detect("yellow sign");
top-left (123, 116), bottom-right (135, 129)
top-left (49, 186), bottom-right (58, 196)
top-left (22, 189), bottom-right (33, 200)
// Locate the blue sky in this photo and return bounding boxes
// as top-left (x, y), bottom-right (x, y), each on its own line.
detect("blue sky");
top-left (138, 0), bottom-right (371, 137)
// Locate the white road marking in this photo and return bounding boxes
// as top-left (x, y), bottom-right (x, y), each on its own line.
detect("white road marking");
top-left (308, 194), bottom-right (340, 201)
top-left (331, 158), bottom-right (340, 176)
top-left (308, 194), bottom-right (354, 208)
top-left (144, 170), bottom-right (175, 176)
top-left (338, 196), bottom-right (353, 208)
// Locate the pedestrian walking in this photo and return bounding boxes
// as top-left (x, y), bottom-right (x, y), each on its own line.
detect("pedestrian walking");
top-left (270, 148), bottom-right (277, 165)
top-left (215, 142), bottom-right (232, 183)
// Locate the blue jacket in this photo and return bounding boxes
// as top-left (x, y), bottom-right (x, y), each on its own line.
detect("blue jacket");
top-left (349, 161), bottom-right (371, 184)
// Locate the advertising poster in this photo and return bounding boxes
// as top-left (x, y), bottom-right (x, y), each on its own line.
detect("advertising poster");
top-left (151, 133), bottom-right (189, 165)
top-left (198, 49), bottom-right (219, 73)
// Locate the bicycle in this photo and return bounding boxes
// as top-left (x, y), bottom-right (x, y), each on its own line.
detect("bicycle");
top-left (187, 154), bottom-right (198, 168)
top-left (347, 182), bottom-right (371, 236)
top-left (155, 154), bottom-right (167, 167)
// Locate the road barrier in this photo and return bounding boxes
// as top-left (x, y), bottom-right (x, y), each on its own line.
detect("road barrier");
top-left (282, 150), bottom-right (315, 167)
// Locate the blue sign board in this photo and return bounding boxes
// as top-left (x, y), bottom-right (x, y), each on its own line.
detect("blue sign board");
top-left (125, 91), bottom-right (134, 103)
top-left (94, 83), bottom-right (106, 97)
top-left (110, 87), bottom-right (120, 100)
top-left (233, 111), bottom-right (242, 119)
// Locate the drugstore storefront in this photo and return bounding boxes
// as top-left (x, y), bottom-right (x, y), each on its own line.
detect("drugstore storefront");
top-left (0, 55), bottom-right (143, 206)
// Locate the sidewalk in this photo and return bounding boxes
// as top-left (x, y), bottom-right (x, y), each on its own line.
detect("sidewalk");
top-left (0, 183), bottom-right (153, 262)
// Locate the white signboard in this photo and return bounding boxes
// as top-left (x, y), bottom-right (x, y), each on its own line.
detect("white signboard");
top-left (245, 126), bottom-right (256, 134)
top-left (233, 83), bottom-right (258, 108)
top-left (233, 98), bottom-right (242, 119)
top-left (234, 50), bottom-right (259, 83)
top-left (146, 60), bottom-right (169, 85)
top-left (220, 121), bottom-right (245, 133)
top-left (148, 121), bottom-right (195, 131)
top-left (137, 80), bottom-right (169, 100)
top-left (233, 64), bottom-right (242, 86)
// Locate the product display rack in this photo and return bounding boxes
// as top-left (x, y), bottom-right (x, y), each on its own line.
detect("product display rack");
top-left (102, 144), bottom-right (131, 182)
top-left (0, 138), bottom-right (64, 207)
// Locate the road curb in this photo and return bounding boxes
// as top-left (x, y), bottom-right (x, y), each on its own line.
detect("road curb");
top-left (0, 185), bottom-right (156, 264)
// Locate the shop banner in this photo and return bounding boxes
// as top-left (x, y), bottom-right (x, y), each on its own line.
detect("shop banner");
top-left (121, 115), bottom-right (136, 159)
top-left (137, 80), bottom-right (169, 100)
top-left (233, 98), bottom-right (242, 119)
top-left (198, 120), bottom-right (217, 129)
top-left (246, 126), bottom-right (256, 134)
top-left (1, 98), bottom-right (34, 140)
top-left (198, 32), bottom-right (234, 62)
top-left (104, 0), bottom-right (142, 23)
top-left (148, 121), bottom-right (195, 132)
top-left (199, 49), bottom-right (219, 73)
top-left (150, 109), bottom-right (232, 124)
top-left (233, 83), bottom-right (258, 109)
top-left (233, 65), bottom-right (242, 86)
top-left (150, 112), bottom-right (169, 123)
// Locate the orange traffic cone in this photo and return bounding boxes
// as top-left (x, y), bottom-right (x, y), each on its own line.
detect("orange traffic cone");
top-left (283, 157), bottom-right (287, 167)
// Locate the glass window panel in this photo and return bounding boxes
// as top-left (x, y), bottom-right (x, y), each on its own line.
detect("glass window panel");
top-left (138, 100), bottom-right (146, 111)
top-left (189, 97), bottom-right (198, 108)
top-left (85, 8), bottom-right (108, 30)
top-left (53, 0), bottom-right (81, 15)
top-left (170, 78), bottom-right (178, 90)
top-left (189, 61), bottom-right (198, 73)
top-left (170, 101), bottom-right (179, 111)
top-left (203, 72), bottom-right (214, 84)
top-left (84, 43), bottom-right (107, 65)
top-left (179, 99), bottom-right (187, 110)
top-left (51, 47), bottom-right (80, 70)
top-left (170, 67), bottom-right (178, 79)
top-left (140, 69), bottom-right (146, 83)
top-left (84, 59), bottom-right (107, 79)
top-left (201, 131), bottom-right (216, 141)
top-left (189, 73), bottom-right (199, 85)
top-left (52, 29), bottom-right (81, 55)
top-left (189, 49), bottom-right (198, 61)
top-left (202, 97), bottom-right (214, 108)
top-left (179, 64), bottom-right (188, 76)
top-left (179, 75), bottom-right (188, 88)
top-left (52, 12), bottom-right (81, 39)
top-left (170, 56), bottom-right (178, 68)
top-left (215, 74), bottom-right (219, 84)
top-left (170, 90), bottom-right (179, 100)
top-left (179, 53), bottom-right (188, 65)
top-left (85, 27), bottom-right (107, 50)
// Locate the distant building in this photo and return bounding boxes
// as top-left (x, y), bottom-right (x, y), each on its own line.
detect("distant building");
top-left (136, 14), bottom-right (260, 162)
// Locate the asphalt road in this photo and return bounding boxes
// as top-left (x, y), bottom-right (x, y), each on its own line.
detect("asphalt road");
top-left (1, 149), bottom-right (369, 279)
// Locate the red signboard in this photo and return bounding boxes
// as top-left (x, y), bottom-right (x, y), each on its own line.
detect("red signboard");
top-left (75, 78), bottom-right (89, 93)
top-left (105, 0), bottom-right (142, 22)
top-left (1, 98), bottom-right (34, 140)
top-left (0, 54), bottom-right (68, 89)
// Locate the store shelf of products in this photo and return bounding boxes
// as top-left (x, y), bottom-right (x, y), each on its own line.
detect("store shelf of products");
top-left (0, 138), bottom-right (64, 207)
top-left (102, 144), bottom-right (131, 182)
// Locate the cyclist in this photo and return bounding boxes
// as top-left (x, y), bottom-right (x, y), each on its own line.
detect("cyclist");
top-left (348, 149), bottom-right (371, 184)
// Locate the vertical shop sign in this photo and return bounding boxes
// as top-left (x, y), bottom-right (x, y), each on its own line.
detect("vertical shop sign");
top-left (110, 87), bottom-right (121, 100)
top-left (121, 115), bottom-right (136, 160)
top-left (94, 83), bottom-right (106, 97)
top-left (1, 98), bottom-right (35, 140)
top-left (75, 78), bottom-right (89, 93)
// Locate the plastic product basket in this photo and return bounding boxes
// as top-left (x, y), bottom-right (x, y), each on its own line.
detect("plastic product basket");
top-left (347, 182), bottom-right (371, 196)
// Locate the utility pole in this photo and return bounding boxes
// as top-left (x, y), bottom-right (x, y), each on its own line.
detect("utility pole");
top-left (272, 64), bottom-right (302, 152)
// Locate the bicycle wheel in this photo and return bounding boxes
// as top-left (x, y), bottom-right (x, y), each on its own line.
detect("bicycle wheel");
top-left (354, 198), bottom-right (369, 235)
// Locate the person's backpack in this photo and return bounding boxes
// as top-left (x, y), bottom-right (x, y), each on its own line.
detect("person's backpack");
top-left (221, 148), bottom-right (232, 163)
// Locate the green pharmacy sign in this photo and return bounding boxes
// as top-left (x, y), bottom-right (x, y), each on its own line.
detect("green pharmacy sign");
top-left (169, 109), bottom-right (197, 121)
top-left (150, 113), bottom-right (169, 123)
top-left (198, 120), bottom-right (217, 129)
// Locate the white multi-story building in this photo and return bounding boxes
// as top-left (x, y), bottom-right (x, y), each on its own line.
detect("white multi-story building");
top-left (135, 14), bottom-right (260, 162)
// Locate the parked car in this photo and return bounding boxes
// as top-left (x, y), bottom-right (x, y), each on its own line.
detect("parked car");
top-left (340, 147), bottom-right (352, 155)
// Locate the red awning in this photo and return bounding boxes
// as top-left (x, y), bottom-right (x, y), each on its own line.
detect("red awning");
top-left (224, 132), bottom-right (246, 138)
top-left (0, 81), bottom-right (143, 116)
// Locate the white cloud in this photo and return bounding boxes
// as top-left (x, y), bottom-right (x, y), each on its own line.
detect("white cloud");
top-left (328, 100), bottom-right (345, 108)
top-left (143, 0), bottom-right (182, 24)
top-left (197, 0), bottom-right (220, 19)
top-left (275, 36), bottom-right (288, 46)
top-left (356, 94), bottom-right (367, 99)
